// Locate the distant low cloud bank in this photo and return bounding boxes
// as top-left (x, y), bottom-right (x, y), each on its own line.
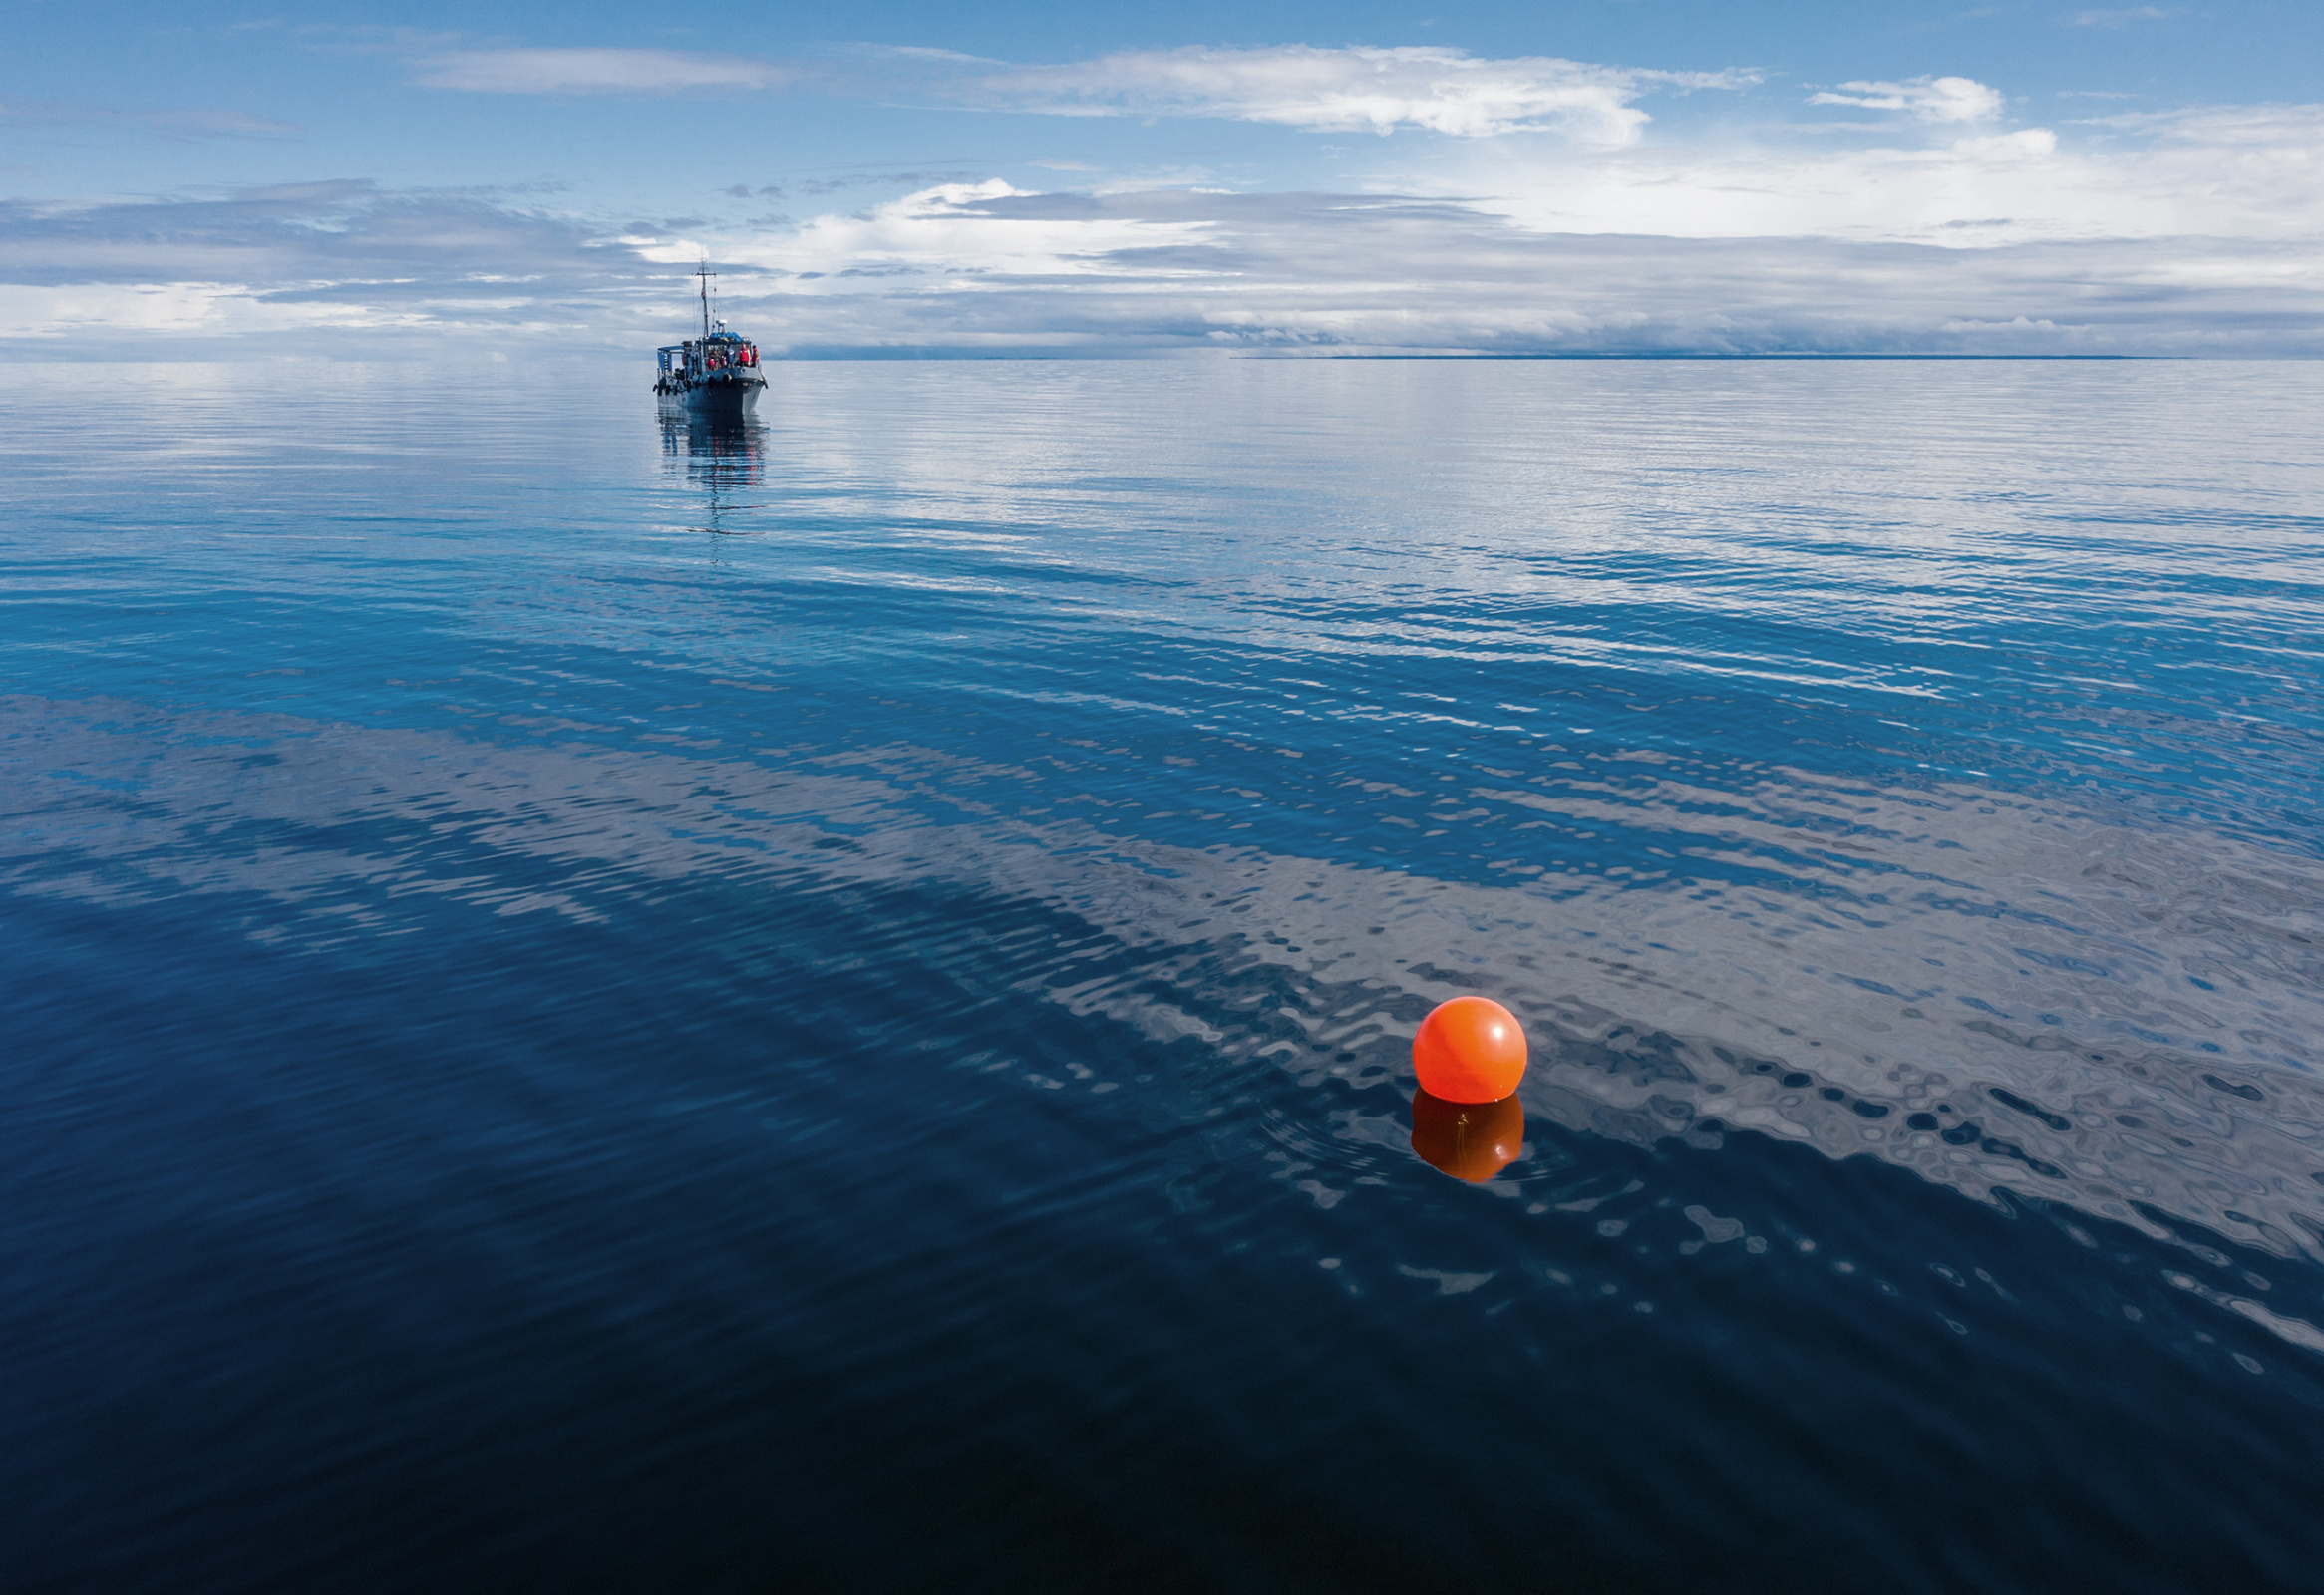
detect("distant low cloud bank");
top-left (3, 170), bottom-right (2319, 360)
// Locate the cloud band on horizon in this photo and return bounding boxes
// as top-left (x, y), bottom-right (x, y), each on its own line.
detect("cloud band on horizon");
top-left (3, 166), bottom-right (2319, 360)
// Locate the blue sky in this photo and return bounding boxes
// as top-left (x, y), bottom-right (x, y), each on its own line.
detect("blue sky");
top-left (5, 0), bottom-right (2320, 355)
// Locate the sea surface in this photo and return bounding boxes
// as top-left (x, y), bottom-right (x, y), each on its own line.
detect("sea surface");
top-left (3, 359), bottom-right (2322, 1593)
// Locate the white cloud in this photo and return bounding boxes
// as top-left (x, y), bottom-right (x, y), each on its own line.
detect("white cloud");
top-left (686, 179), bottom-right (1220, 291)
top-left (0, 98), bottom-right (303, 140)
top-left (2073, 6), bottom-right (2173, 24)
top-left (969, 45), bottom-right (1755, 144)
top-left (415, 48), bottom-right (792, 95)
top-left (1809, 76), bottom-right (2005, 123)
top-left (153, 110), bottom-right (301, 138)
top-left (400, 40), bottom-right (1754, 142)
top-left (1438, 103), bottom-right (2323, 246)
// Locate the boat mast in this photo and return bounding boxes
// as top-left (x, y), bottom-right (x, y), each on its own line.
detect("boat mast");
top-left (696, 261), bottom-right (717, 341)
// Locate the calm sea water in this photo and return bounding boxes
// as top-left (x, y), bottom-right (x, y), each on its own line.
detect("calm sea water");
top-left (4, 359), bottom-right (2322, 1593)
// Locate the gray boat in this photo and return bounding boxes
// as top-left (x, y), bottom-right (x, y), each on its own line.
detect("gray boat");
top-left (653, 265), bottom-right (766, 419)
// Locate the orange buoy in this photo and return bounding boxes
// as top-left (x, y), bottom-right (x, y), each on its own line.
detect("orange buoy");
top-left (1410, 1087), bottom-right (1524, 1182)
top-left (1412, 995), bottom-right (1526, 1103)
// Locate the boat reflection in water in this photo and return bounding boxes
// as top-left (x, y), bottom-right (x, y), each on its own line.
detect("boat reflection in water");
top-left (660, 410), bottom-right (767, 537)
top-left (1410, 1088), bottom-right (1525, 1182)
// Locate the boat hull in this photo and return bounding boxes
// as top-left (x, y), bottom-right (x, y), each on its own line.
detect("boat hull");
top-left (677, 379), bottom-right (762, 418)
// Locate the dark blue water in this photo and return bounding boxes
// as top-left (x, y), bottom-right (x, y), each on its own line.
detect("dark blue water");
top-left (5, 360), bottom-right (2323, 1593)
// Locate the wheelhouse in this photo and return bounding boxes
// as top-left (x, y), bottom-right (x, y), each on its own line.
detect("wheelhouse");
top-left (659, 333), bottom-right (760, 382)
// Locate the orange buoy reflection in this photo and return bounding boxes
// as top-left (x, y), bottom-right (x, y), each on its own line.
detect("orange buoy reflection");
top-left (1410, 1087), bottom-right (1524, 1182)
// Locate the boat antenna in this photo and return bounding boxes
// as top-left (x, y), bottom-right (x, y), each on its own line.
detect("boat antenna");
top-left (696, 259), bottom-right (717, 341)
